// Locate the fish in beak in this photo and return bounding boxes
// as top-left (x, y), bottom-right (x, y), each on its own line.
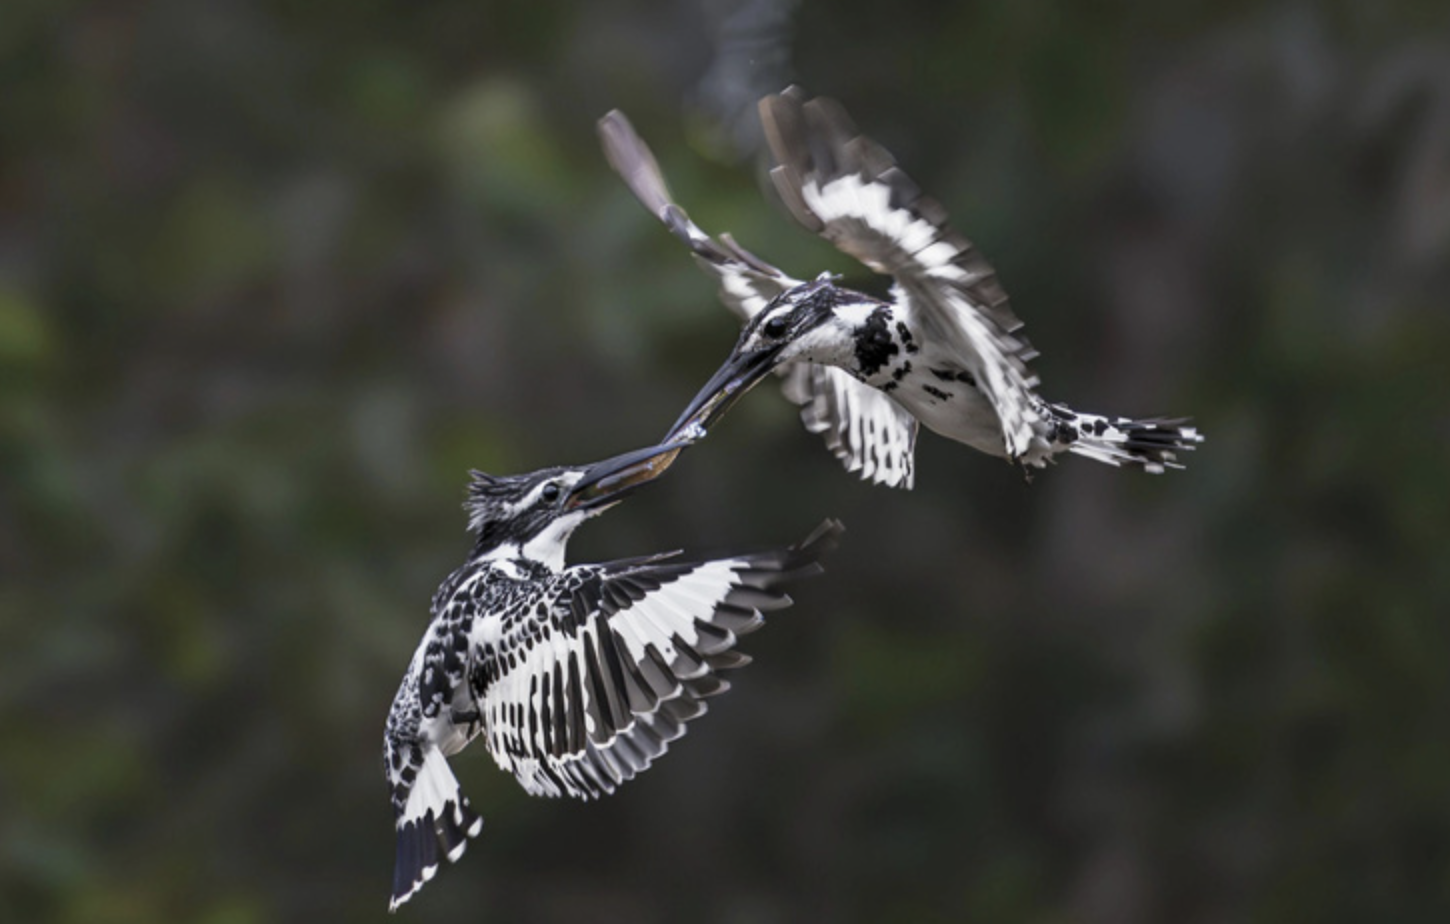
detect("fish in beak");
top-left (665, 343), bottom-right (786, 443)
top-left (567, 441), bottom-right (689, 510)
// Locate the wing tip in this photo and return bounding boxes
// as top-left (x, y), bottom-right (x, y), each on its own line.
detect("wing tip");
top-left (597, 107), bottom-right (675, 217)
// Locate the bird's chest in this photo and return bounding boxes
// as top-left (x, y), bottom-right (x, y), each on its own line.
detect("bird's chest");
top-left (856, 318), bottom-right (969, 400)
top-left (847, 307), bottom-right (913, 381)
top-left (417, 563), bottom-right (538, 699)
top-left (464, 579), bottom-right (556, 688)
top-left (864, 331), bottom-right (1005, 454)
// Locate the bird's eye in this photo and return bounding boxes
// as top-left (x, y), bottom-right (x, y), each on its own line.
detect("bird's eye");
top-left (540, 483), bottom-right (561, 503)
top-left (763, 315), bottom-right (789, 338)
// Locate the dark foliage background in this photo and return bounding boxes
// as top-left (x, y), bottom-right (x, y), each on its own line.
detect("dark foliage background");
top-left (4, 2), bottom-right (1449, 921)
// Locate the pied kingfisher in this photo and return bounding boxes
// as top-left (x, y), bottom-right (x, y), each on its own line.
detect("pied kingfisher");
top-left (383, 439), bottom-right (841, 911)
top-left (599, 89), bottom-right (1202, 489)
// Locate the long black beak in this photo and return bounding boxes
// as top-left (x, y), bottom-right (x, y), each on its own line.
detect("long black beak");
top-left (664, 345), bottom-right (785, 443)
top-left (567, 441), bottom-right (688, 510)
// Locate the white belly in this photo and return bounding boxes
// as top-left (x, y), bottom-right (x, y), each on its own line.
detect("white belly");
top-left (899, 383), bottom-right (1008, 458)
top-left (864, 340), bottom-right (1010, 459)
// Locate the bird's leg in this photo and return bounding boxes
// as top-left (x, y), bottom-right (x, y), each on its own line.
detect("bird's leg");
top-left (451, 706), bottom-right (482, 736)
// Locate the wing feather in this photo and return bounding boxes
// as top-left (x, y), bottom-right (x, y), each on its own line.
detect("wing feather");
top-left (760, 88), bottom-right (1049, 459)
top-left (599, 110), bottom-right (800, 321)
top-left (600, 111), bottom-right (919, 482)
top-left (477, 520), bottom-right (842, 800)
top-left (779, 363), bottom-right (919, 488)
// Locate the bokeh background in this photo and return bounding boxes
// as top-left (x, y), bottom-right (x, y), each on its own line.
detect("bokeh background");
top-left (4, 1), bottom-right (1449, 922)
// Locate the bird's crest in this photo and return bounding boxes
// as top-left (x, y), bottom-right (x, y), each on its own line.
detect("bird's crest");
top-left (463, 470), bottom-right (527, 534)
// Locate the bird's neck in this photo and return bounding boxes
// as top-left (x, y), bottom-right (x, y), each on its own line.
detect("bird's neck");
top-left (468, 509), bottom-right (589, 573)
top-left (471, 540), bottom-right (565, 574)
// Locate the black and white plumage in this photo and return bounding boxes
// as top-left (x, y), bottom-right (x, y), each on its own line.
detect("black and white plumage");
top-left (383, 440), bottom-right (841, 911)
top-left (600, 108), bottom-right (919, 488)
top-left (599, 89), bottom-right (1202, 487)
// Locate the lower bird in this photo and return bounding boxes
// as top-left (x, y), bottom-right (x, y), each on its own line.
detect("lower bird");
top-left (384, 438), bottom-right (840, 911)
top-left (599, 89), bottom-right (1202, 488)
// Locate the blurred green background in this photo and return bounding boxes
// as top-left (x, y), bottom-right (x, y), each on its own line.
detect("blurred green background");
top-left (4, 1), bottom-right (1449, 921)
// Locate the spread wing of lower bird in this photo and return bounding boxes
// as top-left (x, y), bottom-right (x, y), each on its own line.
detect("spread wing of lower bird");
top-left (759, 88), bottom-right (1048, 461)
top-left (476, 519), bottom-right (841, 800)
top-left (599, 111), bottom-right (919, 487)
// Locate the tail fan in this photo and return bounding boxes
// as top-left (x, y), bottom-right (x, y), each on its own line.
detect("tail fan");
top-left (1051, 405), bottom-right (1203, 473)
top-left (390, 747), bottom-right (484, 912)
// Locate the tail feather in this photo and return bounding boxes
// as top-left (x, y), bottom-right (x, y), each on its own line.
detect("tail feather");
top-left (390, 747), bottom-right (484, 912)
top-left (1051, 405), bottom-right (1203, 473)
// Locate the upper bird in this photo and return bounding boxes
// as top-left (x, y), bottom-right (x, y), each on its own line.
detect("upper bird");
top-left (599, 88), bottom-right (1202, 488)
top-left (383, 438), bottom-right (840, 911)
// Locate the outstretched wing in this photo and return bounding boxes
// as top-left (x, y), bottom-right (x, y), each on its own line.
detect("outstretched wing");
top-left (477, 520), bottom-right (842, 800)
top-left (599, 111), bottom-right (920, 487)
top-left (760, 88), bottom-right (1049, 460)
top-left (599, 109), bottom-right (800, 321)
top-left (779, 364), bottom-right (917, 488)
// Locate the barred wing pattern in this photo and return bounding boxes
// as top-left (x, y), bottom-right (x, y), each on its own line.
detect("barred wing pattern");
top-left (779, 364), bottom-right (916, 488)
top-left (476, 519), bottom-right (842, 800)
top-left (599, 111), bottom-right (919, 488)
top-left (760, 89), bottom-right (1049, 461)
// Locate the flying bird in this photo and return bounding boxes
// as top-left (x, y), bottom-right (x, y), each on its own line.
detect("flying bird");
top-left (599, 89), bottom-right (1202, 488)
top-left (383, 439), bottom-right (840, 910)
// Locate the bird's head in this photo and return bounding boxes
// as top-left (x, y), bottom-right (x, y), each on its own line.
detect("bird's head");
top-left (464, 441), bottom-right (684, 568)
top-left (667, 273), bottom-right (886, 439)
